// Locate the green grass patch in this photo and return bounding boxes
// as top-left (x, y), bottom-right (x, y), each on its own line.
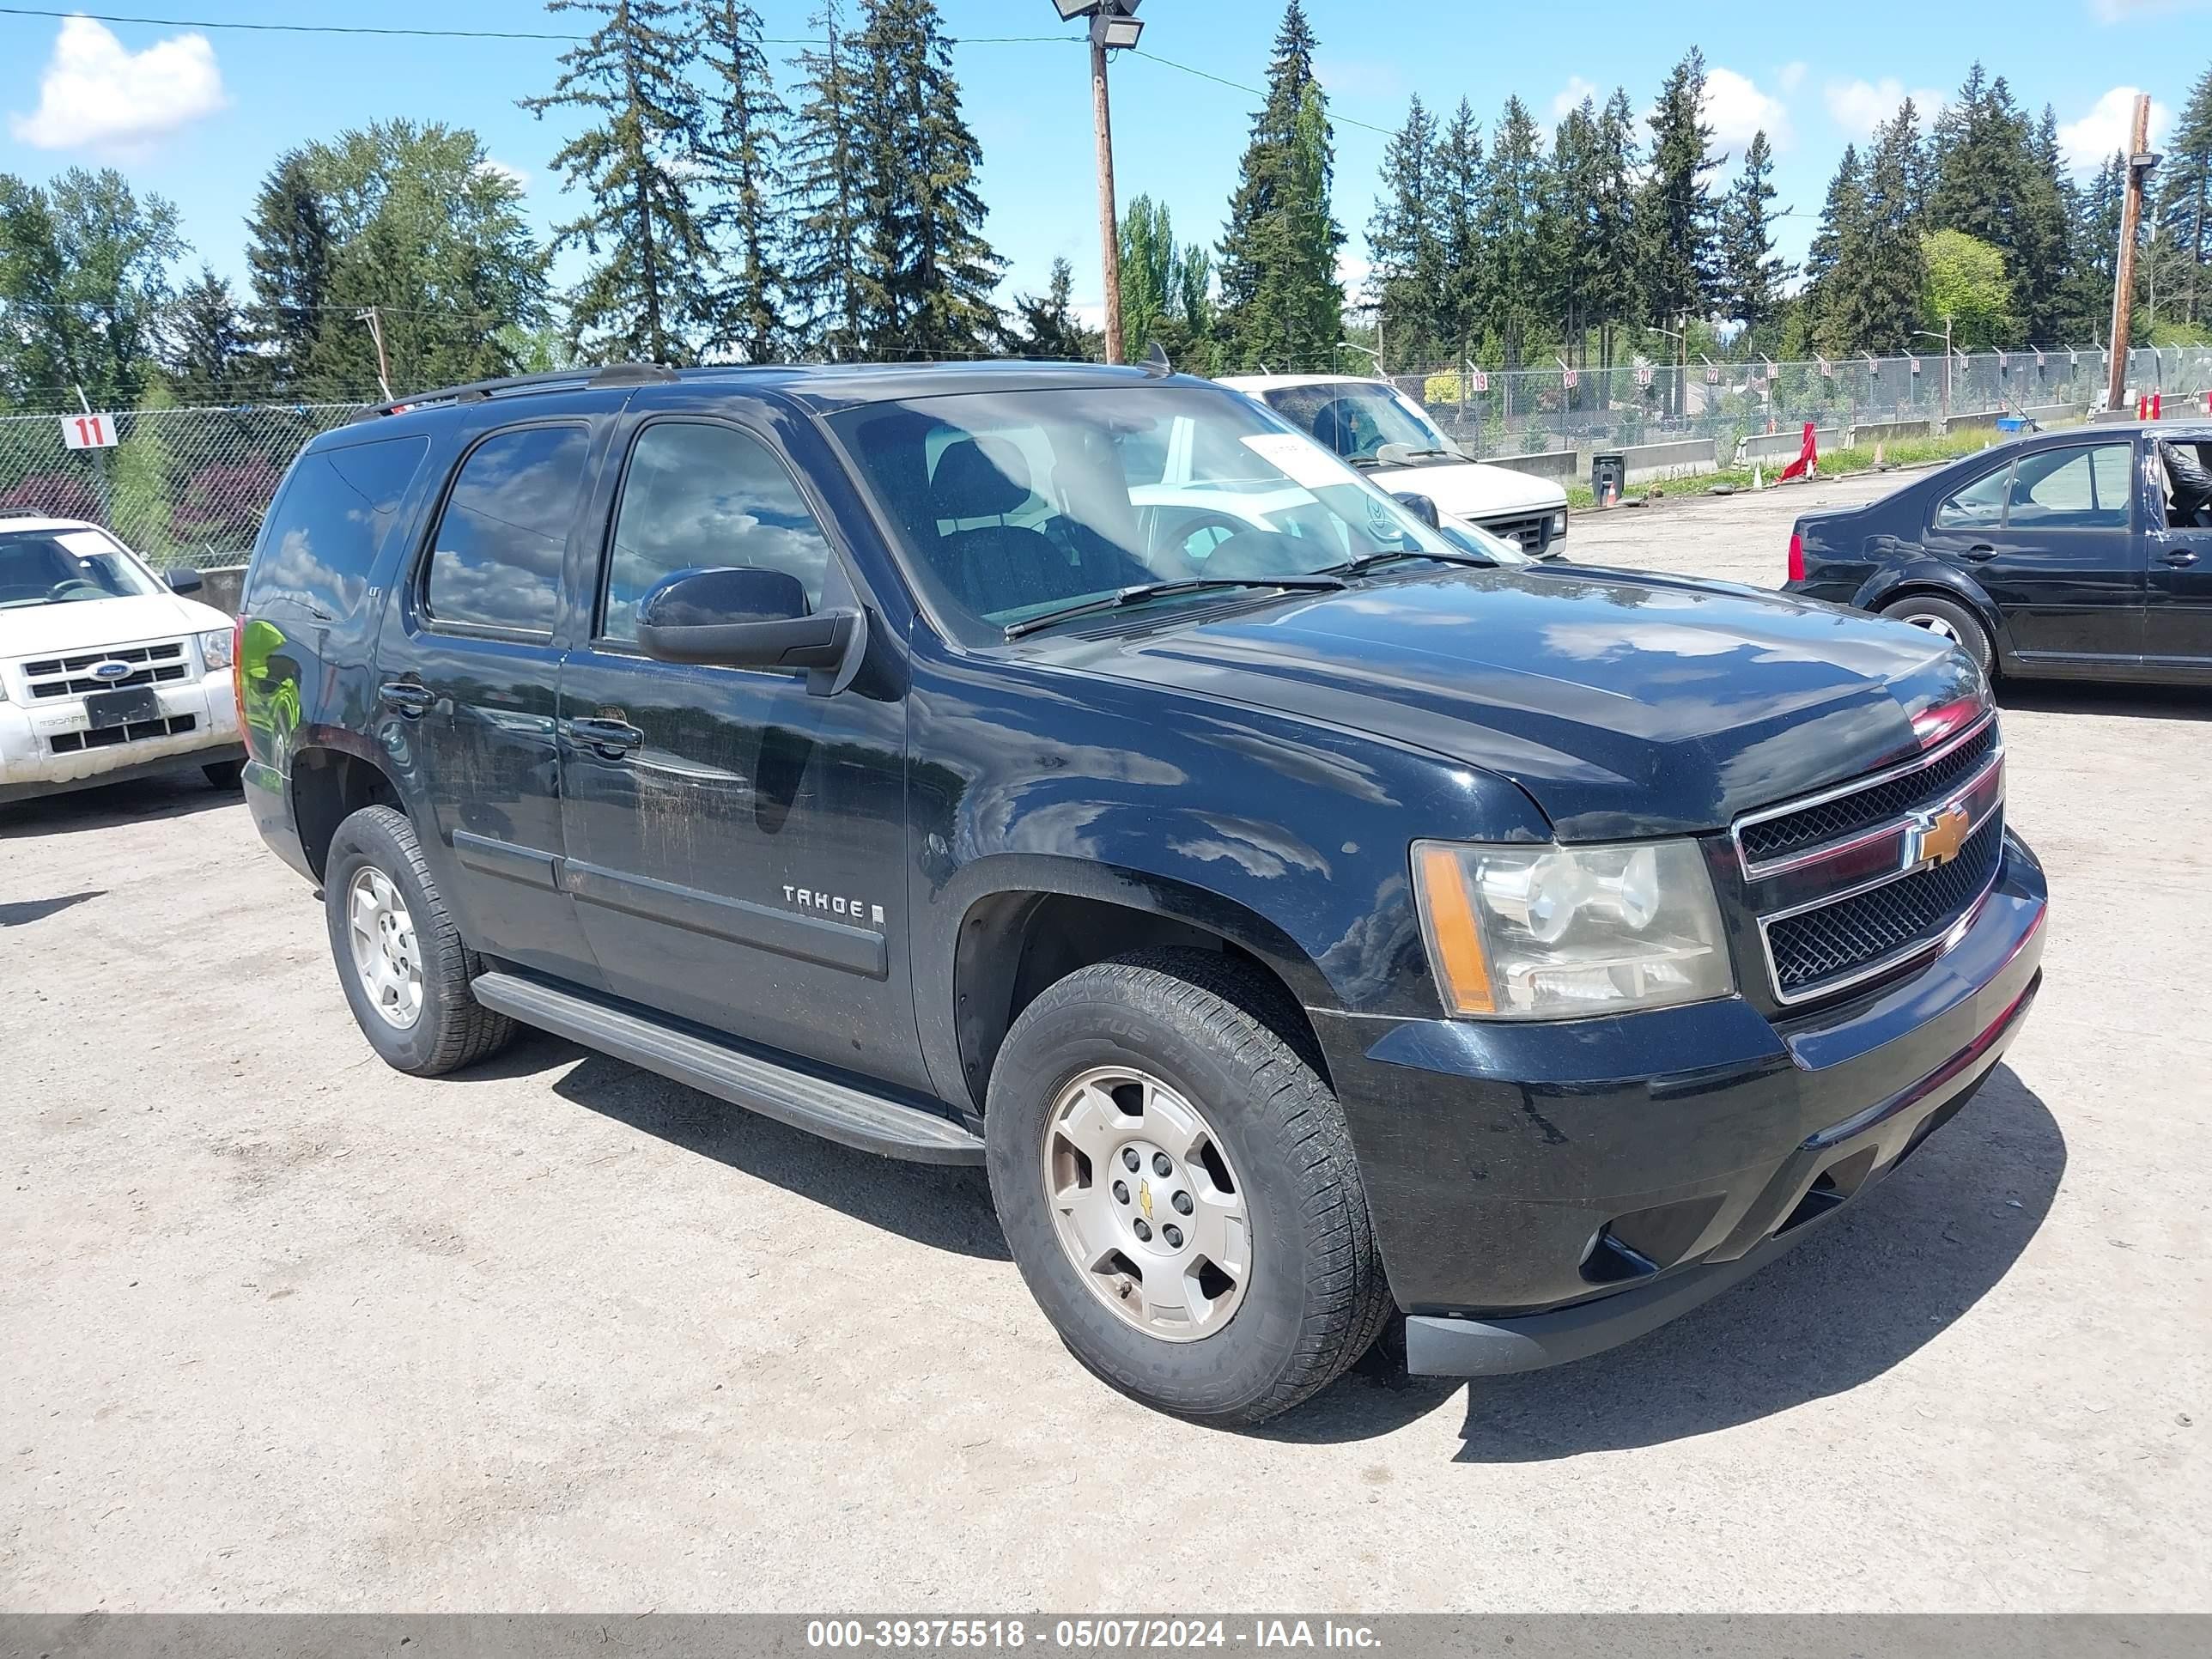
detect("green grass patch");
top-left (1559, 428), bottom-right (2008, 509)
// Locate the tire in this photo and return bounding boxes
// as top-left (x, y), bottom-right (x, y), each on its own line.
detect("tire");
top-left (321, 805), bottom-right (514, 1076)
top-left (1880, 593), bottom-right (1995, 679)
top-left (985, 948), bottom-right (1393, 1425)
top-left (202, 759), bottom-right (244, 791)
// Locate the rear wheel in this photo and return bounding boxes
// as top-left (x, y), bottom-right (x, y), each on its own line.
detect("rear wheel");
top-left (322, 805), bottom-right (514, 1076)
top-left (1880, 593), bottom-right (1995, 679)
top-left (985, 949), bottom-right (1392, 1425)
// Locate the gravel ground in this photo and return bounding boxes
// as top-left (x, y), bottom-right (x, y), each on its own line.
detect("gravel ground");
top-left (3, 473), bottom-right (2209, 1613)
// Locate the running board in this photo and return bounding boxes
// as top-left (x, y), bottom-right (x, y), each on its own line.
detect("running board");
top-left (471, 972), bottom-right (985, 1165)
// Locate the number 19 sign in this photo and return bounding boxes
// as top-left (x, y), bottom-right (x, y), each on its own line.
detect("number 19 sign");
top-left (62, 413), bottom-right (118, 450)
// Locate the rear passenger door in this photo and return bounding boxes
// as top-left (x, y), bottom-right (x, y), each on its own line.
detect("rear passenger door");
top-left (374, 418), bottom-right (605, 987)
top-left (555, 409), bottom-right (924, 1089)
top-left (1921, 440), bottom-right (2143, 666)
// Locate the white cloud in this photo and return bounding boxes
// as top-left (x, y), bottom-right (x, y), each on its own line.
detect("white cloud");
top-left (1337, 252), bottom-right (1373, 300)
top-left (1550, 76), bottom-right (1599, 119)
top-left (2058, 86), bottom-right (2171, 173)
top-left (1702, 66), bottom-right (1792, 154)
top-left (1824, 77), bottom-right (1947, 137)
top-left (1777, 61), bottom-right (1808, 94)
top-left (477, 157), bottom-right (531, 194)
top-left (2089, 0), bottom-right (2208, 20)
top-left (9, 17), bottom-right (226, 153)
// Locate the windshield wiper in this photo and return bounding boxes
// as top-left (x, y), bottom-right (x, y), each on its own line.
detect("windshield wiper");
top-left (1323, 547), bottom-right (1492, 578)
top-left (1003, 575), bottom-right (1346, 640)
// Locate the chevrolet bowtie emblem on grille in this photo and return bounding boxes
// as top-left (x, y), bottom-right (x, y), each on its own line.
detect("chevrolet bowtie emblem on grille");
top-left (1138, 1180), bottom-right (1153, 1221)
top-left (1905, 802), bottom-right (1972, 869)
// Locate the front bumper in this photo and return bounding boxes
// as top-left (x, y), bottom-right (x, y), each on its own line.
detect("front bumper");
top-left (1315, 830), bottom-right (2047, 1376)
top-left (0, 672), bottom-right (240, 803)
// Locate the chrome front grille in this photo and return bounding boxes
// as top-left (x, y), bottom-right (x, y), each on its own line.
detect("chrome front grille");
top-left (1735, 711), bottom-right (2007, 1006)
top-left (1474, 512), bottom-right (1550, 553)
top-left (21, 641), bottom-right (189, 699)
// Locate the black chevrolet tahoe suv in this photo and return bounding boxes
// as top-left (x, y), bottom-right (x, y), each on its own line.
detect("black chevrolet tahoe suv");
top-left (236, 361), bottom-right (2048, 1425)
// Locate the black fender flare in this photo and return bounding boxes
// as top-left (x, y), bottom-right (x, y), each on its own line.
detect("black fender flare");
top-left (1854, 560), bottom-right (2014, 665)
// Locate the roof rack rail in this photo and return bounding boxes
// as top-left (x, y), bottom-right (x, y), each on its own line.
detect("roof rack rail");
top-left (352, 362), bottom-right (680, 421)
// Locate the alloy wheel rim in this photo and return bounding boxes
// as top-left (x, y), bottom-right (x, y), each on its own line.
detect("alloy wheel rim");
top-left (1039, 1066), bottom-right (1251, 1342)
top-left (1906, 613), bottom-right (1962, 642)
top-left (346, 866), bottom-right (423, 1030)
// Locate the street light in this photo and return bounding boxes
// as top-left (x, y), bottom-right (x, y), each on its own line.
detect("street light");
top-left (1336, 339), bottom-right (1382, 375)
top-left (1049, 1), bottom-right (1144, 364)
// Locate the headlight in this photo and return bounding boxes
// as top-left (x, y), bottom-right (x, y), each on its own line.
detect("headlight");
top-left (1551, 509), bottom-right (1568, 538)
top-left (1412, 838), bottom-right (1732, 1018)
top-left (198, 628), bottom-right (234, 672)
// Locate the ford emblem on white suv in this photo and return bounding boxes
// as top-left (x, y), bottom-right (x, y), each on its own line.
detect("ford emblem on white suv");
top-left (89, 659), bottom-right (134, 681)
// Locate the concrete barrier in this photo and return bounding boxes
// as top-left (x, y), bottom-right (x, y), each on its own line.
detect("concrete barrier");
top-left (197, 565), bottom-right (246, 616)
top-left (1735, 427), bottom-right (1844, 465)
top-left (1849, 416), bottom-right (1938, 447)
top-left (1941, 409), bottom-right (2007, 436)
top-left (1616, 437), bottom-right (1717, 483)
top-left (1482, 448), bottom-right (1577, 483)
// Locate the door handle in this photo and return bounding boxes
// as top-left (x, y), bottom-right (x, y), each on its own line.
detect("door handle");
top-left (2163, 549), bottom-right (2201, 567)
top-left (567, 716), bottom-right (642, 757)
top-left (1961, 544), bottom-right (1998, 561)
top-left (379, 681), bottom-right (434, 718)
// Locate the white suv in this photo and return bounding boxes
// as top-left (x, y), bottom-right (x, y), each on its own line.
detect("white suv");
top-left (1218, 374), bottom-right (1570, 556)
top-left (0, 514), bottom-right (244, 804)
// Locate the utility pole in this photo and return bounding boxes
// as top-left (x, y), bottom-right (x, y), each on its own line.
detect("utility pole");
top-left (1089, 28), bottom-right (1123, 364)
top-left (356, 306), bottom-right (394, 404)
top-left (2108, 93), bottom-right (2158, 413)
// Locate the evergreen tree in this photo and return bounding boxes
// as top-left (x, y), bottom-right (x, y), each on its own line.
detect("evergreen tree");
top-left (2014, 106), bottom-right (2073, 343)
top-left (693, 0), bottom-right (787, 362)
top-left (1478, 95), bottom-right (1547, 371)
top-left (1007, 257), bottom-right (1102, 360)
top-left (1435, 98), bottom-right (1487, 363)
top-left (1216, 2), bottom-right (1343, 371)
top-left (784, 0), bottom-right (866, 357)
top-left (1590, 88), bottom-right (1642, 366)
top-left (849, 0), bottom-right (1003, 357)
top-left (1638, 49), bottom-right (1720, 347)
top-left (166, 266), bottom-right (257, 404)
top-left (1368, 94), bottom-right (1447, 368)
top-left (1929, 65), bottom-right (2019, 249)
top-left (1719, 131), bottom-right (1791, 337)
top-left (1854, 101), bottom-right (1929, 350)
top-left (2065, 151), bottom-right (2128, 339)
top-left (1120, 196), bottom-right (1213, 365)
top-left (242, 152), bottom-right (333, 394)
top-left (2156, 63), bottom-right (2212, 325)
top-left (522, 0), bottom-right (713, 364)
top-left (1540, 98), bottom-right (1604, 367)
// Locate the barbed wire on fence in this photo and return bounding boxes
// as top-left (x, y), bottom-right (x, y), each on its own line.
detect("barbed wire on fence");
top-left (2, 343), bottom-right (2209, 567)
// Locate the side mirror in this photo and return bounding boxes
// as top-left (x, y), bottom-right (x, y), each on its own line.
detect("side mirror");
top-left (1391, 490), bottom-right (1442, 529)
top-left (163, 567), bottom-right (204, 595)
top-left (636, 566), bottom-right (866, 696)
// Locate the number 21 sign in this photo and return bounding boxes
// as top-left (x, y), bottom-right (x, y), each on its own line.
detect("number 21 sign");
top-left (61, 413), bottom-right (118, 450)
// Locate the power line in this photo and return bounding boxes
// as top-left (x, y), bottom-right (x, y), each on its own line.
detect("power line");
top-left (1127, 47), bottom-right (1399, 139)
top-left (0, 5), bottom-right (1071, 44)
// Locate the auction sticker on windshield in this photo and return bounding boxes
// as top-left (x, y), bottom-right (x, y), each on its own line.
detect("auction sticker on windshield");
top-left (1240, 432), bottom-right (1362, 491)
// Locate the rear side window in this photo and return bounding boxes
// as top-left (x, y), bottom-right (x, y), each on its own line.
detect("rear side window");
top-left (246, 435), bottom-right (428, 617)
top-left (1933, 462), bottom-right (2013, 530)
top-left (2006, 443), bottom-right (2133, 529)
top-left (423, 424), bottom-right (588, 635)
top-left (599, 422), bottom-right (833, 641)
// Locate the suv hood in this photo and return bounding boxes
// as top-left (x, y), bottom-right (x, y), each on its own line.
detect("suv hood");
top-left (0, 592), bottom-right (221, 659)
top-left (1368, 457), bottom-right (1565, 516)
top-left (1062, 566), bottom-right (1972, 841)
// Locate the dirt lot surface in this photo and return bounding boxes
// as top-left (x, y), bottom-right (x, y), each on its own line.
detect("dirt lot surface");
top-left (4, 472), bottom-right (2209, 1613)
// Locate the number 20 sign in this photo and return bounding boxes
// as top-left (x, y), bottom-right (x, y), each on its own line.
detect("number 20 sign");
top-left (61, 413), bottom-right (118, 450)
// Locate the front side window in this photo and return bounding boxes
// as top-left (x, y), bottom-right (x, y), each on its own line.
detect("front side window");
top-left (600, 422), bottom-right (833, 641)
top-left (1260, 380), bottom-right (1451, 463)
top-left (1933, 461), bottom-right (2014, 530)
top-left (0, 526), bottom-right (161, 609)
top-left (422, 424), bottom-right (588, 635)
top-left (2005, 443), bottom-right (2132, 530)
top-left (826, 385), bottom-right (1469, 641)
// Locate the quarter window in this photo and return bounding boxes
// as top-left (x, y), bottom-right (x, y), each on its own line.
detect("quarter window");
top-left (2002, 443), bottom-right (2133, 530)
top-left (422, 425), bottom-right (587, 635)
top-left (600, 422), bottom-right (833, 641)
top-left (1933, 463), bottom-right (2013, 529)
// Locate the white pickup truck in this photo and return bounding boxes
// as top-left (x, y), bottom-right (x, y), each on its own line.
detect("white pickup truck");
top-left (0, 513), bottom-right (244, 804)
top-left (1218, 374), bottom-right (1569, 556)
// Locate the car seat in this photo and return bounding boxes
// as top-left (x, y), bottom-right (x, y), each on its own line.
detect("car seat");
top-left (2160, 439), bottom-right (2212, 527)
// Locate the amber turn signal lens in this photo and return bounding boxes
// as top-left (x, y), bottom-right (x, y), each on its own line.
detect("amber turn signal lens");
top-left (1415, 844), bottom-right (1497, 1016)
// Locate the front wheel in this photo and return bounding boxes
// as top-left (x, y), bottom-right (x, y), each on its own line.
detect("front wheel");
top-left (985, 950), bottom-right (1393, 1425)
top-left (1880, 593), bottom-right (1995, 679)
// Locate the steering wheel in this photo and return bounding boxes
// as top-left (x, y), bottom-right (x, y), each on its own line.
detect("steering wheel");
top-left (1154, 511), bottom-right (1259, 576)
top-left (46, 580), bottom-right (104, 602)
top-left (1180, 526), bottom-right (1315, 581)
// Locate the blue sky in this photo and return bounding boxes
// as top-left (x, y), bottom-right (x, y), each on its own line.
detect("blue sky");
top-left (1, 0), bottom-right (2207, 332)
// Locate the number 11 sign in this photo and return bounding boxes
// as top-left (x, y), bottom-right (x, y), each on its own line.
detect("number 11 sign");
top-left (61, 413), bottom-right (117, 450)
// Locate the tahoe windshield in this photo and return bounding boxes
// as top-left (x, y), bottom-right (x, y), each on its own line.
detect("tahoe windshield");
top-left (1258, 380), bottom-right (1457, 465)
top-left (826, 385), bottom-right (1479, 641)
top-left (0, 527), bottom-right (162, 609)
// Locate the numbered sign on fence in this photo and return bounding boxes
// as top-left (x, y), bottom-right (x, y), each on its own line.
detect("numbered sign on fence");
top-left (1705, 363), bottom-right (1720, 384)
top-left (1563, 368), bottom-right (1580, 389)
top-left (1909, 357), bottom-right (1922, 375)
top-left (60, 413), bottom-right (118, 451)
top-left (1633, 365), bottom-right (1652, 387)
top-left (1469, 368), bottom-right (1488, 392)
top-left (1819, 358), bottom-right (1833, 379)
top-left (2036, 350), bottom-right (2047, 369)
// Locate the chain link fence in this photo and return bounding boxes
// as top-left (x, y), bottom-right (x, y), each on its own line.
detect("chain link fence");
top-left (1387, 343), bottom-right (2212, 464)
top-left (5, 343), bottom-right (2212, 566)
top-left (0, 404), bottom-right (362, 568)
